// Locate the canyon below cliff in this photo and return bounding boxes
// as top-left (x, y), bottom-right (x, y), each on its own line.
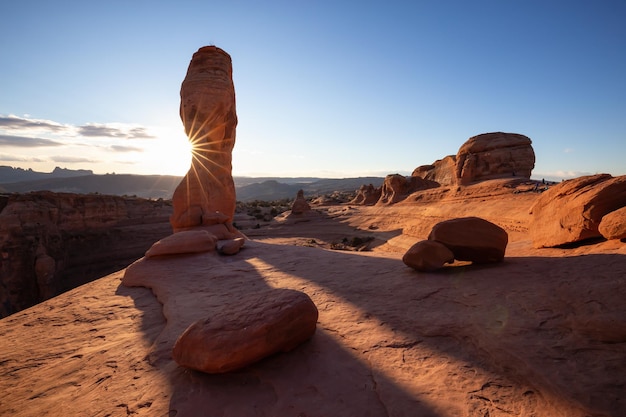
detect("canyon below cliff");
top-left (1, 177), bottom-right (625, 417)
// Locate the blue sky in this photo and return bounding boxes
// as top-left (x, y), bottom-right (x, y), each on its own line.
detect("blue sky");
top-left (1, 1), bottom-right (624, 180)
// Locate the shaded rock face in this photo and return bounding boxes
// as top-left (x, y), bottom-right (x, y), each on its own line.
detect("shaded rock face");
top-left (412, 155), bottom-right (457, 186)
top-left (0, 192), bottom-right (172, 317)
top-left (427, 217), bottom-right (508, 264)
top-left (172, 288), bottom-right (318, 373)
top-left (170, 46), bottom-right (238, 231)
top-left (530, 174), bottom-right (626, 248)
top-left (402, 240), bottom-right (454, 272)
top-left (377, 175), bottom-right (438, 205)
top-left (455, 132), bottom-right (535, 185)
top-left (349, 184), bottom-right (381, 205)
top-left (290, 189), bottom-right (311, 215)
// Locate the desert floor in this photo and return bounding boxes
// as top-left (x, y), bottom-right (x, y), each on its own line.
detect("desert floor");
top-left (1, 180), bottom-right (625, 417)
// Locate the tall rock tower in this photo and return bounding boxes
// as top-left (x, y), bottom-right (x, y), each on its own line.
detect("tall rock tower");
top-left (170, 46), bottom-right (238, 231)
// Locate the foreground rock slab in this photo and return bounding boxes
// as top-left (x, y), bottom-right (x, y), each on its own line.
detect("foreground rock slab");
top-left (173, 288), bottom-right (318, 373)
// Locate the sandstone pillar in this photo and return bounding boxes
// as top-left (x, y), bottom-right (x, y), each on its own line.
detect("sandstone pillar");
top-left (171, 46), bottom-right (238, 231)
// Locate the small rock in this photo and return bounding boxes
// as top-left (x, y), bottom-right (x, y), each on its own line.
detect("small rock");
top-left (428, 217), bottom-right (508, 263)
top-left (402, 240), bottom-right (455, 271)
top-left (172, 289), bottom-right (318, 373)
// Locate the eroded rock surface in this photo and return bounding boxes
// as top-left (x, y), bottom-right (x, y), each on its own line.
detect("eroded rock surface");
top-left (172, 288), bottom-right (318, 373)
top-left (0, 191), bottom-right (172, 317)
top-left (530, 174), bottom-right (626, 248)
top-left (170, 46), bottom-right (238, 231)
top-left (428, 217), bottom-right (508, 263)
top-left (455, 132), bottom-right (535, 185)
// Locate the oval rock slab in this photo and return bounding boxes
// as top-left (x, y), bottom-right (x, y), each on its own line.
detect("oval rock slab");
top-left (172, 288), bottom-right (318, 373)
top-left (428, 217), bottom-right (508, 263)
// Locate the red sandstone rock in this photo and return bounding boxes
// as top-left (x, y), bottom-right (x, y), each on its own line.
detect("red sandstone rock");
top-left (172, 288), bottom-right (318, 373)
top-left (598, 206), bottom-right (626, 240)
top-left (291, 190), bottom-right (311, 215)
top-left (170, 46), bottom-right (238, 231)
top-left (412, 155), bottom-right (457, 186)
top-left (402, 240), bottom-right (455, 271)
top-left (455, 132), bottom-right (535, 185)
top-left (428, 217), bottom-right (508, 263)
top-left (145, 230), bottom-right (218, 258)
top-left (529, 174), bottom-right (626, 248)
top-left (216, 237), bottom-right (246, 255)
top-left (350, 184), bottom-right (381, 205)
top-left (377, 174), bottom-right (438, 205)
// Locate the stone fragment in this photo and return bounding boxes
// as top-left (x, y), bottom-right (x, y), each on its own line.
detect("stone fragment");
top-left (145, 230), bottom-right (218, 258)
top-left (172, 289), bottom-right (318, 373)
top-left (402, 240), bottom-right (455, 271)
top-left (455, 132), bottom-right (535, 185)
top-left (529, 174), bottom-right (626, 248)
top-left (428, 217), bottom-right (508, 263)
top-left (170, 46), bottom-right (238, 232)
top-left (598, 206), bottom-right (626, 240)
top-left (216, 237), bottom-right (246, 255)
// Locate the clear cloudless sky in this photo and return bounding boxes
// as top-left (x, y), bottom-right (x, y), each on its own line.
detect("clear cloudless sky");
top-left (1, 0), bottom-right (625, 180)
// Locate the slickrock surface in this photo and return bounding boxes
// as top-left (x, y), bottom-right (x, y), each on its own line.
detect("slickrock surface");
top-left (530, 174), bottom-right (626, 248)
top-left (170, 46), bottom-right (238, 231)
top-left (2, 181), bottom-right (625, 416)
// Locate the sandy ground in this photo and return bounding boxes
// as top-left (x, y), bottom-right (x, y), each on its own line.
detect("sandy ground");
top-left (1, 181), bottom-right (625, 417)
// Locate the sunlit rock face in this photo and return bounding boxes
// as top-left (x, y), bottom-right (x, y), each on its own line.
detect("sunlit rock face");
top-left (171, 46), bottom-right (238, 231)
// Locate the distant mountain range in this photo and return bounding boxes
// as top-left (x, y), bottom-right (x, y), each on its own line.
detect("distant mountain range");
top-left (0, 166), bottom-right (384, 202)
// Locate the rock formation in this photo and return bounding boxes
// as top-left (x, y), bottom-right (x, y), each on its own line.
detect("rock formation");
top-left (349, 184), bottom-right (381, 205)
top-left (402, 240), bottom-right (454, 271)
top-left (455, 132), bottom-right (535, 185)
top-left (170, 46), bottom-right (239, 231)
top-left (412, 155), bottom-right (457, 186)
top-left (172, 289), bottom-right (318, 373)
top-left (0, 191), bottom-right (172, 317)
top-left (599, 206), bottom-right (626, 240)
top-left (530, 174), bottom-right (626, 248)
top-left (290, 189), bottom-right (311, 215)
top-left (427, 217), bottom-right (508, 264)
top-left (377, 174), bottom-right (438, 205)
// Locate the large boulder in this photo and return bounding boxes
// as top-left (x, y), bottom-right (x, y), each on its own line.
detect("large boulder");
top-left (172, 289), bottom-right (318, 373)
top-left (599, 206), bottom-right (626, 240)
top-left (455, 132), bottom-right (535, 185)
top-left (402, 240), bottom-right (455, 272)
top-left (529, 174), bottom-right (626, 248)
top-left (428, 217), bottom-right (508, 263)
top-left (170, 46), bottom-right (239, 232)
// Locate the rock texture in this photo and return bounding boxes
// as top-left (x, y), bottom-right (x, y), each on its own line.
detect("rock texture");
top-left (350, 183), bottom-right (381, 205)
top-left (170, 46), bottom-right (238, 231)
top-left (172, 288), bottom-right (318, 373)
top-left (290, 189), bottom-right (311, 215)
top-left (402, 240), bottom-right (454, 271)
top-left (428, 217), bottom-right (508, 263)
top-left (530, 174), bottom-right (626, 248)
top-left (455, 132), bottom-right (535, 185)
top-left (412, 155), bottom-right (457, 186)
top-left (599, 206), bottom-right (626, 240)
top-left (145, 230), bottom-right (218, 258)
top-left (377, 174), bottom-right (438, 205)
top-left (0, 191), bottom-right (172, 318)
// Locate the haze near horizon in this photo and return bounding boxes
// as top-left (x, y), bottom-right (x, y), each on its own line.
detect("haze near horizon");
top-left (1, 1), bottom-right (625, 181)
